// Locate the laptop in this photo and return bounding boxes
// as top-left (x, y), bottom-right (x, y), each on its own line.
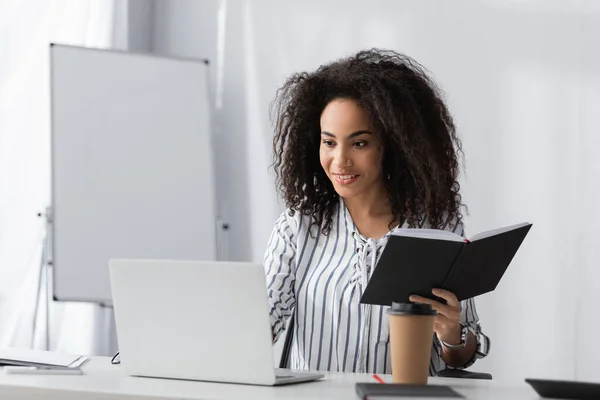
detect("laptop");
top-left (108, 259), bottom-right (324, 386)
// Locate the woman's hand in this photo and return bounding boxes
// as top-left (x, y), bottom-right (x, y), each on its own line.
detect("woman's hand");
top-left (409, 288), bottom-right (461, 345)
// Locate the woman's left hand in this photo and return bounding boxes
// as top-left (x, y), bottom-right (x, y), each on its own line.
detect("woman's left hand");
top-left (409, 288), bottom-right (461, 345)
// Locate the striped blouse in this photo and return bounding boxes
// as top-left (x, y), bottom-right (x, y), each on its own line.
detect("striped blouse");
top-left (265, 197), bottom-right (490, 374)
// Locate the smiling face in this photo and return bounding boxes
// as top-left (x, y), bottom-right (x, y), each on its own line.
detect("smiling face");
top-left (319, 98), bottom-right (384, 200)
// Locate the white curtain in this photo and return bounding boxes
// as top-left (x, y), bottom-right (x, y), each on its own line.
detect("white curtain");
top-left (0, 0), bottom-right (118, 354)
top-left (217, 0), bottom-right (600, 383)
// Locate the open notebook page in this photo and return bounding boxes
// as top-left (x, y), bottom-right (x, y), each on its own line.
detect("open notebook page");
top-left (469, 222), bottom-right (532, 241)
top-left (392, 228), bottom-right (465, 242)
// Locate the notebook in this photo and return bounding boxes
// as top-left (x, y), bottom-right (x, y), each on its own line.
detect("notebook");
top-left (525, 378), bottom-right (600, 400)
top-left (356, 383), bottom-right (464, 399)
top-left (0, 347), bottom-right (88, 369)
top-left (360, 222), bottom-right (532, 305)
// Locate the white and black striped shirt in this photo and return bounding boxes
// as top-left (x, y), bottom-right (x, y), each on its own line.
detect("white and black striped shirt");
top-left (265, 197), bottom-right (490, 374)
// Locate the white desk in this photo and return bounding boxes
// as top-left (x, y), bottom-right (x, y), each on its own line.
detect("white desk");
top-left (0, 357), bottom-right (539, 399)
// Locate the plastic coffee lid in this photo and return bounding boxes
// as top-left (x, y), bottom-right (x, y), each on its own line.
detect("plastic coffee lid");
top-left (386, 302), bottom-right (437, 316)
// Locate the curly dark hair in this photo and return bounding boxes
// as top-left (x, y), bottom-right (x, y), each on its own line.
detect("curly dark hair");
top-left (271, 48), bottom-right (464, 234)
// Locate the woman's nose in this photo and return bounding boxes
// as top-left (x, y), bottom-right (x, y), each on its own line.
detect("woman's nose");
top-left (333, 148), bottom-right (352, 168)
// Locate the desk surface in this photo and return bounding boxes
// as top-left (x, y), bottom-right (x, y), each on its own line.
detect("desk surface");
top-left (0, 357), bottom-right (539, 400)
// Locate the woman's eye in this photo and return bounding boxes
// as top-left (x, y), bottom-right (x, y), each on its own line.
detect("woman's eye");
top-left (353, 141), bottom-right (367, 148)
top-left (322, 140), bottom-right (335, 147)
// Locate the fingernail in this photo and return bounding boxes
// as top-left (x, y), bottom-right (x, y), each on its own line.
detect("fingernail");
top-left (432, 289), bottom-right (440, 294)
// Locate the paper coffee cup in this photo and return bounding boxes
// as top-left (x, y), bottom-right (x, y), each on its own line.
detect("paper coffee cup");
top-left (387, 302), bottom-right (436, 384)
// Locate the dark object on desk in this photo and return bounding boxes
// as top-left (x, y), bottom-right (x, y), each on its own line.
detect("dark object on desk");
top-left (525, 378), bottom-right (600, 399)
top-left (278, 313), bottom-right (492, 380)
top-left (436, 368), bottom-right (492, 380)
top-left (360, 222), bottom-right (532, 305)
top-left (356, 382), bottom-right (464, 399)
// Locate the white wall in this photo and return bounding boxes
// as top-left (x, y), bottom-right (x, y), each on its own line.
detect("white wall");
top-left (149, 0), bottom-right (600, 383)
top-left (152, 0), bottom-right (286, 363)
top-left (152, 0), bottom-right (281, 263)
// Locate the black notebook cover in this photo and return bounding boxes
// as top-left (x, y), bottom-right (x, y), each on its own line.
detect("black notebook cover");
top-left (356, 383), bottom-right (464, 399)
top-left (525, 378), bottom-right (600, 400)
top-left (360, 223), bottom-right (532, 305)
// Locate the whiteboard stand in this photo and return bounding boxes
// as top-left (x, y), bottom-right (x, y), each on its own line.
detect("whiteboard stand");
top-left (33, 206), bottom-right (119, 356)
top-left (32, 206), bottom-right (53, 351)
top-left (101, 304), bottom-right (118, 356)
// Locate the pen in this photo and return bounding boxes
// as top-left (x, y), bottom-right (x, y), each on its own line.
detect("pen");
top-left (372, 374), bottom-right (385, 384)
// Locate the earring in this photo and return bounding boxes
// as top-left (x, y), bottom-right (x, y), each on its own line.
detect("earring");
top-left (387, 174), bottom-right (391, 180)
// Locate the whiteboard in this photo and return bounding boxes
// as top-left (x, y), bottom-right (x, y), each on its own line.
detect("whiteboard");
top-left (50, 44), bottom-right (217, 303)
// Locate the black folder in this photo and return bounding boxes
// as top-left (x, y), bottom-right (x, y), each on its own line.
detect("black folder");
top-left (525, 378), bottom-right (600, 400)
top-left (360, 222), bottom-right (532, 305)
top-left (356, 383), bottom-right (464, 399)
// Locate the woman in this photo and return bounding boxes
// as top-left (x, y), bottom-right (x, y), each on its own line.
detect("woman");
top-left (265, 49), bottom-right (490, 375)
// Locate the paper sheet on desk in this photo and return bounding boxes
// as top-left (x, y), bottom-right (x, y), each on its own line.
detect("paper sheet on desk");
top-left (0, 347), bottom-right (88, 368)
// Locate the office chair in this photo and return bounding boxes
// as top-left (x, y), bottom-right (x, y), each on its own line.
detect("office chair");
top-left (278, 313), bottom-right (492, 380)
